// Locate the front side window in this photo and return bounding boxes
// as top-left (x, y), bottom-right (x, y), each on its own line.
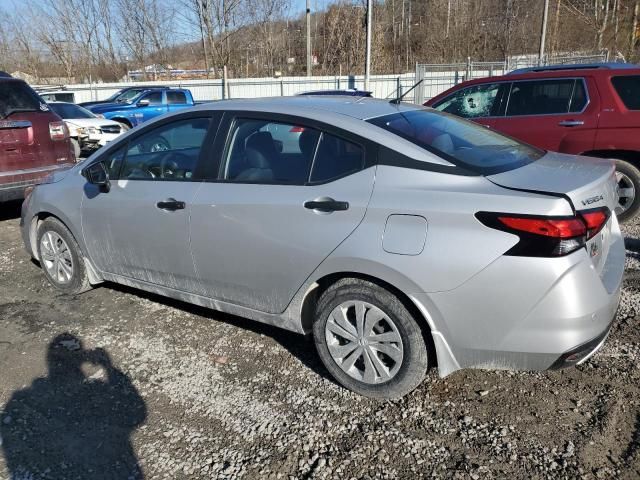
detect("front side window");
top-left (224, 119), bottom-right (321, 184)
top-left (506, 79), bottom-right (584, 116)
top-left (141, 92), bottom-right (163, 106)
top-left (611, 75), bottom-right (640, 110)
top-left (432, 83), bottom-right (502, 118)
top-left (368, 109), bottom-right (544, 174)
top-left (119, 117), bottom-right (211, 180)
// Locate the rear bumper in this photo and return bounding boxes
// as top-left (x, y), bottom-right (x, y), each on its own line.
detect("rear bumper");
top-left (0, 163), bottom-right (74, 202)
top-left (424, 216), bottom-right (625, 376)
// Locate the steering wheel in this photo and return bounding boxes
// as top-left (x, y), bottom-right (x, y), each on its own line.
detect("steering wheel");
top-left (160, 152), bottom-right (190, 179)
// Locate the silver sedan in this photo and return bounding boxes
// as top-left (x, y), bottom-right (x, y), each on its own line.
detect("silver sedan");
top-left (21, 97), bottom-right (624, 398)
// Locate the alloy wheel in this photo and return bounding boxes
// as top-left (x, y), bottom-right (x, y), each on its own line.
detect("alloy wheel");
top-left (615, 170), bottom-right (636, 216)
top-left (40, 231), bottom-right (74, 285)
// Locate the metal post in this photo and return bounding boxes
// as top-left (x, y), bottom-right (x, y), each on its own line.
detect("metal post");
top-left (365, 0), bottom-right (372, 91)
top-left (539, 0), bottom-right (550, 66)
top-left (306, 0), bottom-right (312, 77)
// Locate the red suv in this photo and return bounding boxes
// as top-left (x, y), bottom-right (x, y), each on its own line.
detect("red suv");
top-left (1, 72), bottom-right (75, 202)
top-left (425, 63), bottom-right (640, 222)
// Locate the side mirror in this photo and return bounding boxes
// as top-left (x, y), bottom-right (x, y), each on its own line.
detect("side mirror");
top-left (84, 162), bottom-right (111, 192)
top-left (137, 99), bottom-right (150, 107)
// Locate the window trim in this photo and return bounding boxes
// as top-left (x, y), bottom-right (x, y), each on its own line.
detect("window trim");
top-left (208, 111), bottom-right (374, 186)
top-left (82, 111), bottom-right (221, 182)
top-left (432, 77), bottom-right (590, 119)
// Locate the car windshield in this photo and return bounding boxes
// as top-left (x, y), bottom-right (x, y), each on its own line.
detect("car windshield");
top-left (367, 108), bottom-right (544, 174)
top-left (49, 103), bottom-right (96, 119)
top-left (116, 89), bottom-right (147, 103)
top-left (0, 81), bottom-right (44, 119)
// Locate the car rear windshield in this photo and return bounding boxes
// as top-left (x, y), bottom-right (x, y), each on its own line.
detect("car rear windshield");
top-left (0, 80), bottom-right (43, 119)
top-left (367, 109), bottom-right (544, 174)
top-left (611, 75), bottom-right (640, 110)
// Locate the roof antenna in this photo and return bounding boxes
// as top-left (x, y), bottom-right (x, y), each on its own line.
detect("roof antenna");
top-left (389, 79), bottom-right (424, 105)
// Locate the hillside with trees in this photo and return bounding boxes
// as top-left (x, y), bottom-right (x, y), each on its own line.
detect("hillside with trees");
top-left (0, 0), bottom-right (638, 83)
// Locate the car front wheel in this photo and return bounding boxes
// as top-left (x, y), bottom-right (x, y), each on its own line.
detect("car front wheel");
top-left (313, 278), bottom-right (429, 399)
top-left (36, 218), bottom-right (92, 295)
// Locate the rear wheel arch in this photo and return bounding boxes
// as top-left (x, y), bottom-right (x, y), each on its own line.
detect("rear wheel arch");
top-left (300, 272), bottom-right (437, 363)
top-left (581, 149), bottom-right (640, 165)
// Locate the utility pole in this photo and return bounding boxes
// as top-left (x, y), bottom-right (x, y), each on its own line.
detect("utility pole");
top-left (365, 0), bottom-right (372, 90)
top-left (538, 0), bottom-right (550, 66)
top-left (306, 0), bottom-right (311, 77)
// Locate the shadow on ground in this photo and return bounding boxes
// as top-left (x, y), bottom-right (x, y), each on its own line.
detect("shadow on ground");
top-left (106, 283), bottom-right (336, 386)
top-left (0, 200), bottom-right (21, 222)
top-left (1, 333), bottom-right (146, 480)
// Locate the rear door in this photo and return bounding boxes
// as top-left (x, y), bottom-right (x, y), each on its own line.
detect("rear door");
top-left (166, 91), bottom-right (191, 114)
top-left (189, 113), bottom-right (376, 313)
top-left (491, 77), bottom-right (599, 153)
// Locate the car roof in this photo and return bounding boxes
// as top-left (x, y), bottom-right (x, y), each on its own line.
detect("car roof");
top-left (192, 96), bottom-right (420, 121)
top-left (298, 89), bottom-right (373, 97)
top-left (508, 62), bottom-right (638, 75)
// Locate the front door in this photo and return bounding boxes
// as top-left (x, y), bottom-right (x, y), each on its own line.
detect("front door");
top-left (81, 115), bottom-right (214, 290)
top-left (190, 116), bottom-right (376, 313)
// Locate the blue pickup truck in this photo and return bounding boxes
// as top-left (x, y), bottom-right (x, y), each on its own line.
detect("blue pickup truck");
top-left (86, 88), bottom-right (197, 129)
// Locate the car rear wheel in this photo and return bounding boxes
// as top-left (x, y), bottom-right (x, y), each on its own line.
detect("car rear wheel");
top-left (313, 278), bottom-right (429, 399)
top-left (614, 159), bottom-right (640, 223)
top-left (36, 218), bottom-right (92, 295)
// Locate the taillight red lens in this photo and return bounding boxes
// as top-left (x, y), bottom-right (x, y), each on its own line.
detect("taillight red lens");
top-left (580, 208), bottom-right (610, 239)
top-left (497, 216), bottom-right (586, 238)
top-left (289, 126), bottom-right (305, 133)
top-left (49, 121), bottom-right (68, 141)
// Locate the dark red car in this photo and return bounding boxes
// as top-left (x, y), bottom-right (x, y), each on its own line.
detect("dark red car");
top-left (425, 63), bottom-right (640, 222)
top-left (1, 72), bottom-right (75, 202)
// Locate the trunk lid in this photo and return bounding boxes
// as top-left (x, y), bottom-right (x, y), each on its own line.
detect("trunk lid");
top-left (487, 151), bottom-right (618, 274)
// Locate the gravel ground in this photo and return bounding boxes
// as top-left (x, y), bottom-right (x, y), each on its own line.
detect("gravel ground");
top-left (0, 200), bottom-right (639, 480)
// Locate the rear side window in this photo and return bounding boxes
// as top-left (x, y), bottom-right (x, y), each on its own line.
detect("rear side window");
top-left (432, 83), bottom-right (502, 118)
top-left (506, 79), bottom-right (586, 116)
top-left (224, 119), bottom-right (320, 184)
top-left (611, 76), bottom-right (640, 110)
top-left (167, 91), bottom-right (187, 105)
top-left (0, 81), bottom-right (45, 119)
top-left (368, 109), bottom-right (544, 174)
top-left (310, 134), bottom-right (364, 183)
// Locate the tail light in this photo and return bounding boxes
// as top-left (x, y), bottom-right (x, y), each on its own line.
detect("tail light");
top-left (476, 207), bottom-right (610, 257)
top-left (289, 126), bottom-right (305, 133)
top-left (49, 121), bottom-right (68, 141)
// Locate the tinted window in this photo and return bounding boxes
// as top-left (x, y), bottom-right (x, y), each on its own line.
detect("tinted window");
top-left (612, 76), bottom-right (640, 110)
top-left (103, 147), bottom-right (126, 180)
top-left (113, 89), bottom-right (146, 103)
top-left (569, 80), bottom-right (588, 112)
top-left (141, 92), bottom-right (163, 106)
top-left (49, 103), bottom-right (95, 119)
top-left (433, 83), bottom-right (502, 118)
top-left (310, 133), bottom-right (364, 182)
top-left (120, 118), bottom-right (210, 180)
top-left (368, 109), bottom-right (544, 174)
top-left (0, 81), bottom-right (45, 118)
top-left (224, 119), bottom-right (320, 184)
top-left (167, 91), bottom-right (187, 105)
top-left (506, 79), bottom-right (578, 116)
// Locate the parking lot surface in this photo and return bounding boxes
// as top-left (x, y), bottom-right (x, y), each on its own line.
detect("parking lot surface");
top-left (1, 200), bottom-right (640, 480)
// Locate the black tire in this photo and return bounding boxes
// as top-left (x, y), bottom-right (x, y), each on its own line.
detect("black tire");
top-left (115, 120), bottom-right (131, 131)
top-left (614, 159), bottom-right (640, 224)
top-left (36, 218), bottom-right (92, 295)
top-left (312, 278), bottom-right (429, 399)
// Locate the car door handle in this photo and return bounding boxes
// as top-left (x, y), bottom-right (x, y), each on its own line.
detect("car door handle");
top-left (156, 198), bottom-right (186, 211)
top-left (558, 120), bottom-right (585, 127)
top-left (304, 198), bottom-right (349, 212)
